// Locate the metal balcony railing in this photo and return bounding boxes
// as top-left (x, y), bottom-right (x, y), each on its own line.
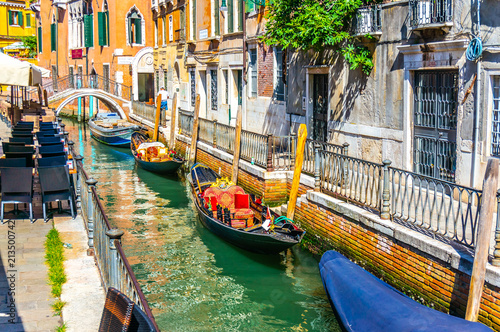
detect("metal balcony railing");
top-left (409, 0), bottom-right (452, 28)
top-left (353, 5), bottom-right (382, 36)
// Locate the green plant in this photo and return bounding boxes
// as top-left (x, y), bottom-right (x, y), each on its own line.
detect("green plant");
top-left (20, 36), bottom-right (37, 58)
top-left (56, 322), bottom-right (67, 332)
top-left (263, 0), bottom-right (378, 74)
top-left (44, 228), bottom-right (67, 298)
top-left (51, 299), bottom-right (66, 317)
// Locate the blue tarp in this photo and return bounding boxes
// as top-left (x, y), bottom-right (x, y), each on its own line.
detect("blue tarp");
top-left (319, 250), bottom-right (492, 332)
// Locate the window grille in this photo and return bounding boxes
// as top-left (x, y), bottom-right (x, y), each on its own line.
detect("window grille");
top-left (492, 76), bottom-right (500, 156)
top-left (275, 48), bottom-right (285, 101)
top-left (190, 71), bottom-right (196, 107)
top-left (211, 70), bottom-right (218, 111)
top-left (249, 49), bottom-right (257, 98)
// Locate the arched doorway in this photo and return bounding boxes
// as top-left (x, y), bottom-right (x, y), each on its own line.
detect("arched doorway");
top-left (132, 47), bottom-right (154, 102)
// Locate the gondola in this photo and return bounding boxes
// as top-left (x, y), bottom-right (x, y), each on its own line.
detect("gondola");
top-left (189, 163), bottom-right (305, 254)
top-left (88, 112), bottom-right (140, 147)
top-left (319, 250), bottom-right (492, 332)
top-left (130, 131), bottom-right (184, 174)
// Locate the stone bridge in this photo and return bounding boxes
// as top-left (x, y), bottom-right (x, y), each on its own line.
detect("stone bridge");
top-left (43, 75), bottom-right (132, 120)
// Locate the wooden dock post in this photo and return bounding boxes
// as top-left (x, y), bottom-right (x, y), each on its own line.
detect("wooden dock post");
top-left (466, 158), bottom-right (500, 322)
top-left (188, 94), bottom-right (201, 167)
top-left (153, 95), bottom-right (162, 142)
top-left (169, 92), bottom-right (178, 150)
top-left (287, 124), bottom-right (307, 220)
top-left (43, 89), bottom-right (49, 108)
top-left (231, 106), bottom-right (243, 184)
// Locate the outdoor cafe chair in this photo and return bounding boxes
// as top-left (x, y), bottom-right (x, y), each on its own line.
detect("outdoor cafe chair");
top-left (38, 145), bottom-right (66, 158)
top-left (14, 121), bottom-right (34, 128)
top-left (38, 165), bottom-right (75, 221)
top-left (38, 137), bottom-right (63, 146)
top-left (39, 128), bottom-right (59, 135)
top-left (37, 156), bottom-right (67, 167)
top-left (0, 167), bottom-right (34, 223)
top-left (40, 122), bottom-right (58, 129)
top-left (12, 132), bottom-right (33, 138)
top-left (2, 143), bottom-right (34, 154)
top-left (12, 127), bottom-right (32, 133)
top-left (5, 152), bottom-right (34, 168)
top-left (9, 136), bottom-right (33, 145)
top-left (36, 132), bottom-right (62, 140)
top-left (0, 158), bottom-right (26, 168)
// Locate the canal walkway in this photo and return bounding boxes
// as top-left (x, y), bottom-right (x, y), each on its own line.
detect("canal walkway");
top-left (0, 108), bottom-right (104, 331)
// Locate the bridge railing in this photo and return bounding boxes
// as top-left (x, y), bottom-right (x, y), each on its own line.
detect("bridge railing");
top-left (43, 75), bottom-right (132, 101)
top-left (71, 152), bottom-right (159, 331)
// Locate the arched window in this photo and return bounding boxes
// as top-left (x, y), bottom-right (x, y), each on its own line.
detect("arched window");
top-left (127, 9), bottom-right (143, 45)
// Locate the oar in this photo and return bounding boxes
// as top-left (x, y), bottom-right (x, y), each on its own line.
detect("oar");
top-left (193, 167), bottom-right (202, 194)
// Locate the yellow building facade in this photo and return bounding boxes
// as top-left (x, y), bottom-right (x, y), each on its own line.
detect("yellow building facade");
top-left (0, 0), bottom-right (36, 51)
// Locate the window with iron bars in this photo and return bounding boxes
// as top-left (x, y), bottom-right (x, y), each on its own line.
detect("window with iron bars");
top-left (492, 76), bottom-right (500, 157)
top-left (211, 70), bottom-right (218, 111)
top-left (190, 70), bottom-right (196, 107)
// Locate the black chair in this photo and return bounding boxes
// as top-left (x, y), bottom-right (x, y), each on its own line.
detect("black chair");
top-left (37, 156), bottom-right (67, 167)
top-left (36, 132), bottom-right (62, 140)
top-left (0, 158), bottom-right (27, 167)
top-left (38, 145), bottom-right (66, 158)
top-left (5, 152), bottom-right (34, 168)
top-left (39, 142), bottom-right (64, 150)
top-left (40, 121), bottom-right (57, 128)
top-left (38, 165), bottom-right (75, 221)
top-left (12, 128), bottom-right (32, 133)
top-left (38, 137), bottom-right (64, 146)
top-left (9, 136), bottom-right (34, 145)
top-left (39, 129), bottom-right (59, 135)
top-left (12, 132), bottom-right (33, 138)
top-left (0, 167), bottom-right (34, 223)
top-left (2, 144), bottom-right (34, 154)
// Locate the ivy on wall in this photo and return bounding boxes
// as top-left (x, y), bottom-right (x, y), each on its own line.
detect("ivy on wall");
top-left (263, 0), bottom-right (377, 74)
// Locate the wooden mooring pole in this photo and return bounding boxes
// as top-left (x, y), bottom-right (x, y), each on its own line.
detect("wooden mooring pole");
top-left (287, 124), bottom-right (307, 220)
top-left (153, 94), bottom-right (161, 142)
top-left (188, 94), bottom-right (200, 167)
top-left (43, 89), bottom-right (49, 108)
top-left (231, 106), bottom-right (243, 184)
top-left (466, 158), bottom-right (499, 321)
top-left (169, 92), bottom-right (178, 150)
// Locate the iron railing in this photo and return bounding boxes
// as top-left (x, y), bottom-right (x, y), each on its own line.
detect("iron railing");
top-left (303, 139), bottom-right (346, 176)
top-left (43, 74), bottom-right (133, 101)
top-left (353, 5), bottom-right (382, 35)
top-left (72, 154), bottom-right (159, 330)
top-left (409, 0), bottom-right (452, 28)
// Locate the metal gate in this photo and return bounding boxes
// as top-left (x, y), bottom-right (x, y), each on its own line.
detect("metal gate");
top-left (413, 71), bottom-right (458, 182)
top-left (312, 74), bottom-right (328, 142)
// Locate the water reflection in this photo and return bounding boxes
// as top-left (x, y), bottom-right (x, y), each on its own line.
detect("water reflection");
top-left (65, 119), bottom-right (340, 331)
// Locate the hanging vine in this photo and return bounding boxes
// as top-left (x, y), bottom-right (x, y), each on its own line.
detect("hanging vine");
top-left (263, 0), bottom-right (377, 75)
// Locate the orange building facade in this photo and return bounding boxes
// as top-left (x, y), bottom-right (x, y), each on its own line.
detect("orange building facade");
top-left (33, 0), bottom-right (154, 102)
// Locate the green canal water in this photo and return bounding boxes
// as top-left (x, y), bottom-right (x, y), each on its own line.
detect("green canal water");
top-left (66, 120), bottom-right (340, 331)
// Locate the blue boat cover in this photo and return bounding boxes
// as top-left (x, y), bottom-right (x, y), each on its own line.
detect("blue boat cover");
top-left (319, 250), bottom-right (492, 332)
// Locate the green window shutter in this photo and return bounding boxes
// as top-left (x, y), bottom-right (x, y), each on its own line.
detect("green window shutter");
top-left (214, 0), bottom-right (219, 36)
top-left (135, 18), bottom-right (142, 44)
top-left (106, 11), bottom-right (109, 45)
top-left (8, 11), bottom-right (12, 25)
top-left (84, 14), bottom-right (94, 47)
top-left (128, 18), bottom-right (132, 44)
top-left (18, 12), bottom-right (23, 26)
top-left (98, 12), bottom-right (105, 46)
top-left (38, 26), bottom-right (42, 53)
top-left (238, 0), bottom-right (243, 31)
top-left (50, 23), bottom-right (56, 51)
top-left (228, 0), bottom-right (233, 33)
top-left (26, 14), bottom-right (30, 27)
top-left (192, 0), bottom-right (196, 40)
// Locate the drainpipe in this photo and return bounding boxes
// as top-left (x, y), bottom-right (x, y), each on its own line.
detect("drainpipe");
top-left (472, 60), bottom-right (481, 189)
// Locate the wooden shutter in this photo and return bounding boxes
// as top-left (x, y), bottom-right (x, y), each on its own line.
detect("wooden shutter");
top-left (26, 14), bottom-right (30, 27)
top-left (50, 23), bottom-right (56, 51)
top-left (238, 0), bottom-right (243, 31)
top-left (106, 11), bottom-right (109, 45)
top-left (98, 12), bottom-right (107, 46)
top-left (8, 11), bottom-right (12, 25)
top-left (135, 18), bottom-right (142, 44)
top-left (192, 0), bottom-right (196, 40)
top-left (84, 14), bottom-right (94, 47)
top-left (38, 26), bottom-right (42, 53)
top-left (214, 0), bottom-right (219, 36)
top-left (18, 12), bottom-right (23, 26)
top-left (228, 0), bottom-right (233, 33)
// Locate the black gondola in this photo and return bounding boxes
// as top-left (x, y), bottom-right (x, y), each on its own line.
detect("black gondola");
top-left (130, 132), bottom-right (184, 174)
top-left (189, 163), bottom-right (305, 254)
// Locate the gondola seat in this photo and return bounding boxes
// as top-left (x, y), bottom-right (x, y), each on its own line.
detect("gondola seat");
top-left (203, 186), bottom-right (254, 228)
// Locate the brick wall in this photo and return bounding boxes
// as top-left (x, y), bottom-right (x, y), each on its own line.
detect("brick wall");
top-left (294, 197), bottom-right (500, 330)
top-left (258, 43), bottom-right (274, 98)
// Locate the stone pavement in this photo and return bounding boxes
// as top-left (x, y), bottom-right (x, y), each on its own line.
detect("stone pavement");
top-left (55, 216), bottom-right (104, 332)
top-left (0, 218), bottom-right (61, 332)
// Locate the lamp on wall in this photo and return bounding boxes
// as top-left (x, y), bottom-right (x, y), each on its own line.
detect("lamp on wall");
top-left (220, 0), bottom-right (227, 11)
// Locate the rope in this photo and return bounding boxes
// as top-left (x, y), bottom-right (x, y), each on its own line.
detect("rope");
top-left (466, 36), bottom-right (483, 62)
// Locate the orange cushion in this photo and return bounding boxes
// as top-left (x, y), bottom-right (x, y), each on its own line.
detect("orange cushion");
top-left (230, 208), bottom-right (254, 228)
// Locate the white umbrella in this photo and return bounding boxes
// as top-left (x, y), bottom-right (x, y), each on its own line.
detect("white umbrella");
top-left (29, 63), bottom-right (51, 78)
top-left (0, 52), bottom-right (42, 86)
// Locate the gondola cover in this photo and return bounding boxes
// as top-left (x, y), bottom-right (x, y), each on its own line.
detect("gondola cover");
top-left (319, 250), bottom-right (492, 332)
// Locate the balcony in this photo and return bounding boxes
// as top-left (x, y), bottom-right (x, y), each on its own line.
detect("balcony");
top-left (175, 28), bottom-right (186, 43)
top-left (409, 0), bottom-right (453, 31)
top-left (353, 5), bottom-right (382, 38)
top-left (151, 0), bottom-right (157, 10)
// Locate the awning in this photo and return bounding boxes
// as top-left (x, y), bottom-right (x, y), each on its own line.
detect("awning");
top-left (0, 52), bottom-right (42, 86)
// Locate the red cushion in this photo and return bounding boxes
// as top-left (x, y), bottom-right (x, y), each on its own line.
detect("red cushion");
top-left (210, 196), bottom-right (218, 211)
top-left (234, 193), bottom-right (249, 209)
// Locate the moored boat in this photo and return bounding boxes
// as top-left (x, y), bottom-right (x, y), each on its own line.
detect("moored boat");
top-left (189, 163), bottom-right (305, 254)
top-left (319, 250), bottom-right (492, 332)
top-left (88, 113), bottom-right (140, 147)
top-left (130, 131), bottom-right (184, 174)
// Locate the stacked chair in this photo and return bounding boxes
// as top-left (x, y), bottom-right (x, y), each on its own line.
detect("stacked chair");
top-left (0, 118), bottom-right (76, 223)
